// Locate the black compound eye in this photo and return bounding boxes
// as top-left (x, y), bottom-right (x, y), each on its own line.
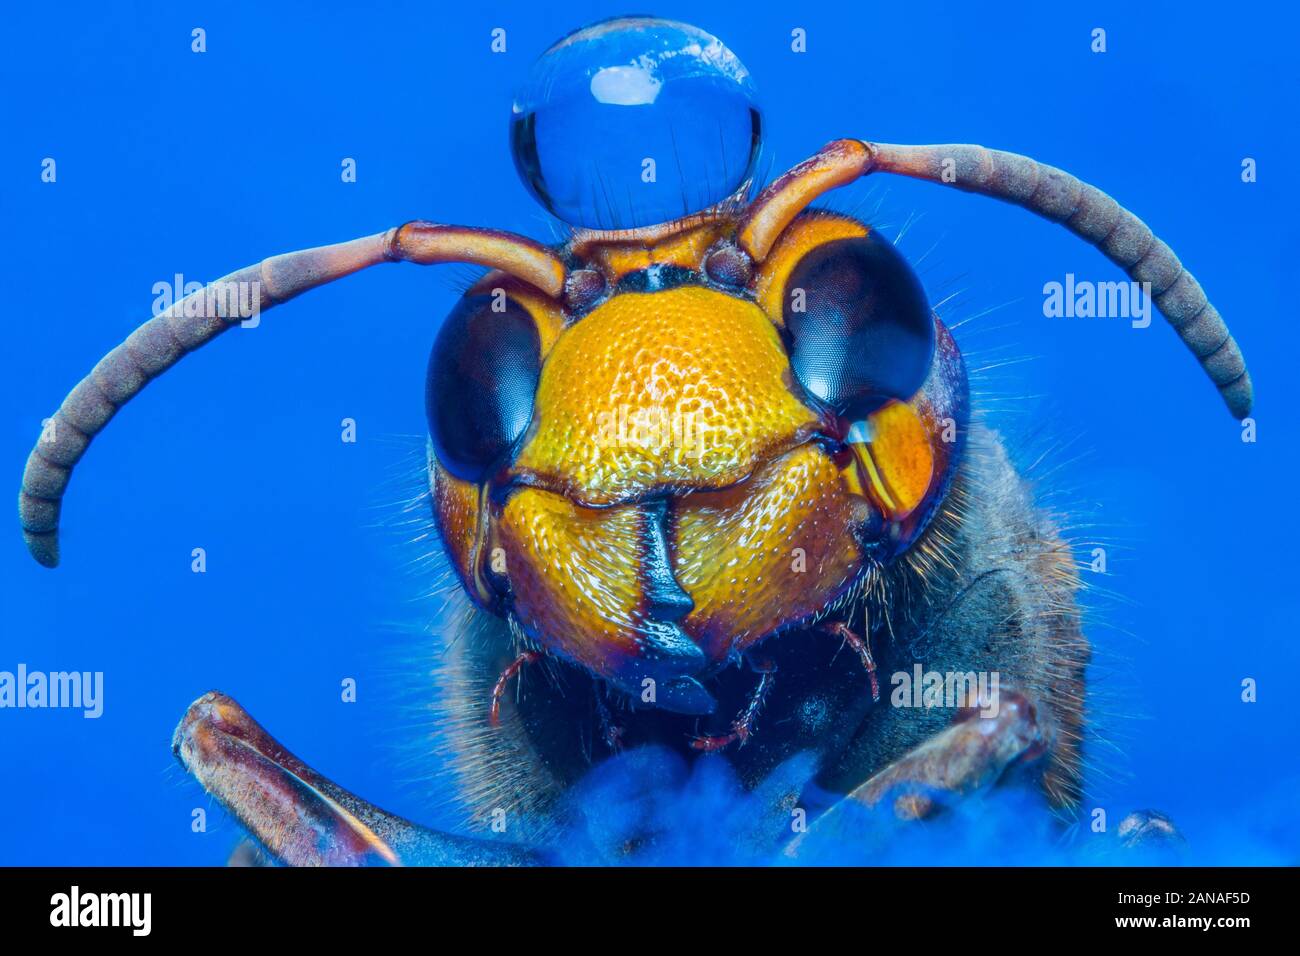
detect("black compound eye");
top-left (426, 293), bottom-right (541, 482)
top-left (782, 232), bottom-right (935, 420)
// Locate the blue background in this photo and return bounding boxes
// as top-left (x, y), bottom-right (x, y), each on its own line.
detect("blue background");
top-left (0, 1), bottom-right (1295, 864)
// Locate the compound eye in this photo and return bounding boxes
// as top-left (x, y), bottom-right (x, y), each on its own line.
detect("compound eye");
top-left (782, 232), bottom-right (935, 420)
top-left (426, 293), bottom-right (541, 482)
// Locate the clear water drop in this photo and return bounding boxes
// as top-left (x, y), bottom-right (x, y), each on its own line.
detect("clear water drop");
top-left (510, 17), bottom-right (762, 230)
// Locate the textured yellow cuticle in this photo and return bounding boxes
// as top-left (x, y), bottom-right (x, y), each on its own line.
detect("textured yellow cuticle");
top-left (512, 285), bottom-right (817, 504)
top-left (672, 444), bottom-right (863, 661)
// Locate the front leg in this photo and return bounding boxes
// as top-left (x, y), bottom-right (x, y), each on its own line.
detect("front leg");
top-left (784, 689), bottom-right (1045, 858)
top-left (172, 691), bottom-right (543, 866)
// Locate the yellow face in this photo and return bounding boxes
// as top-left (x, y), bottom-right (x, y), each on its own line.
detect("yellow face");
top-left (427, 211), bottom-right (967, 715)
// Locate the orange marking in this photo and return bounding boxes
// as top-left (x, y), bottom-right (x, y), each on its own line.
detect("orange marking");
top-left (860, 401), bottom-right (934, 521)
top-left (466, 271), bottom-right (567, 357)
top-left (582, 221), bottom-right (729, 283)
top-left (750, 213), bottom-right (869, 327)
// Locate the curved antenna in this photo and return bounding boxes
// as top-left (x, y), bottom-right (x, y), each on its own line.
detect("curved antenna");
top-left (738, 139), bottom-right (1253, 420)
top-left (19, 222), bottom-right (566, 567)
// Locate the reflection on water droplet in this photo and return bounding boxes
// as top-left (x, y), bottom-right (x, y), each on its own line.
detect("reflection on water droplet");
top-left (590, 65), bottom-right (662, 106)
top-left (511, 17), bottom-right (762, 230)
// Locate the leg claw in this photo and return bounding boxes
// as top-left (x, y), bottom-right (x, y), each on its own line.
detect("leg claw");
top-left (690, 661), bottom-right (776, 752)
top-left (489, 651), bottom-right (541, 728)
top-left (821, 621), bottom-right (880, 702)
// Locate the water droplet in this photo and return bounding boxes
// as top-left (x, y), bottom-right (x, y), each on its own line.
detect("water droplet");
top-left (511, 17), bottom-right (762, 230)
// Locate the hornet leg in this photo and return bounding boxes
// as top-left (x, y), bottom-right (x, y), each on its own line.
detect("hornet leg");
top-left (784, 689), bottom-right (1045, 858)
top-left (173, 691), bottom-right (543, 866)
